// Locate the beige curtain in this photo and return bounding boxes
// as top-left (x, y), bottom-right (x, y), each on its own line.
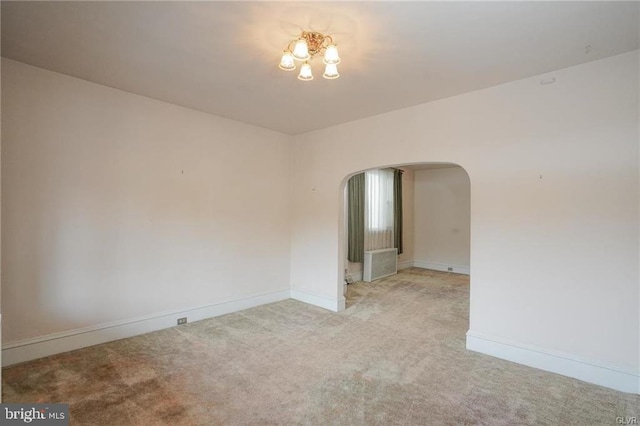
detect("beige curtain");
top-left (364, 169), bottom-right (395, 251)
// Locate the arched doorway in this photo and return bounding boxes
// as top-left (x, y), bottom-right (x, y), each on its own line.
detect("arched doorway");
top-left (337, 162), bottom-right (471, 310)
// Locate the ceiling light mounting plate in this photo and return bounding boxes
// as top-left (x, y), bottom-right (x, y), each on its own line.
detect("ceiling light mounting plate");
top-left (300, 31), bottom-right (332, 57)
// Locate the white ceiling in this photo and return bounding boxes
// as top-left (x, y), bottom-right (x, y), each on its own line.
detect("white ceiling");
top-left (2, 2), bottom-right (638, 135)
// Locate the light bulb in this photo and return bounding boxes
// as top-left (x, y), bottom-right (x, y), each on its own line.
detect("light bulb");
top-left (323, 44), bottom-right (340, 65)
top-left (323, 63), bottom-right (339, 79)
top-left (279, 51), bottom-right (296, 71)
top-left (298, 62), bottom-right (313, 81)
top-left (292, 39), bottom-right (310, 61)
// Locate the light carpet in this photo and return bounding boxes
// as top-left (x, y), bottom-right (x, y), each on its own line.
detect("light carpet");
top-left (3, 268), bottom-right (639, 424)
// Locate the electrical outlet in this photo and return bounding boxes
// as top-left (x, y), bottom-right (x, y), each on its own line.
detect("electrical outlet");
top-left (447, 267), bottom-right (453, 272)
top-left (177, 317), bottom-right (187, 325)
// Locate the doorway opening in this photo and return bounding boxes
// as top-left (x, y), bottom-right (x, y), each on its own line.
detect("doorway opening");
top-left (338, 162), bottom-right (471, 310)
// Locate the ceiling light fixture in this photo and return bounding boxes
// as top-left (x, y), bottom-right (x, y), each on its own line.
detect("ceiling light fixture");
top-left (279, 31), bottom-right (341, 81)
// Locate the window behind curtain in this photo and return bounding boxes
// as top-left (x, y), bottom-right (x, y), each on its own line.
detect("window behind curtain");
top-left (364, 169), bottom-right (395, 251)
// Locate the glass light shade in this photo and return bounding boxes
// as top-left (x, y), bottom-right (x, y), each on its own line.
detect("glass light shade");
top-left (323, 44), bottom-right (341, 64)
top-left (292, 39), bottom-right (310, 61)
top-left (298, 62), bottom-right (313, 81)
top-left (279, 51), bottom-right (296, 71)
top-left (323, 63), bottom-right (339, 79)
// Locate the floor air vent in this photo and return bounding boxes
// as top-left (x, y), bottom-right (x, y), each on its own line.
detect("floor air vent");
top-left (363, 248), bottom-right (398, 282)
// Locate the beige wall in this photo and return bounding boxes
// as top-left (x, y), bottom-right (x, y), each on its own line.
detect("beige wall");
top-left (1, 59), bottom-right (293, 344)
top-left (290, 51), bottom-right (639, 388)
top-left (413, 167), bottom-right (470, 273)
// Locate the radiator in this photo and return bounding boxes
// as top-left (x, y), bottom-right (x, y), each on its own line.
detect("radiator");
top-left (363, 248), bottom-right (398, 282)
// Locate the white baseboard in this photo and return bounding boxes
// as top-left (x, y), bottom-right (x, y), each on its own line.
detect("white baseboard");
top-left (398, 260), bottom-right (413, 270)
top-left (2, 289), bottom-right (291, 367)
top-left (466, 330), bottom-right (640, 394)
top-left (291, 289), bottom-right (345, 312)
top-left (413, 260), bottom-right (470, 275)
